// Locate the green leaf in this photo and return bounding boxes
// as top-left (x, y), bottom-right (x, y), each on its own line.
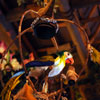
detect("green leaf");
top-left (17, 0), bottom-right (26, 6)
top-left (6, 51), bottom-right (10, 63)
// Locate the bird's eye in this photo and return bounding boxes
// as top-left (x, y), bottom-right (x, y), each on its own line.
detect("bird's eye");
top-left (67, 53), bottom-right (70, 56)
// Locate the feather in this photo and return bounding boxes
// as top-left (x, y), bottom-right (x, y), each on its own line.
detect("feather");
top-left (12, 51), bottom-right (73, 79)
top-left (11, 71), bottom-right (25, 78)
top-left (42, 82), bottom-right (48, 93)
top-left (25, 60), bottom-right (54, 68)
top-left (1, 76), bottom-right (17, 100)
top-left (1, 73), bottom-right (24, 100)
top-left (11, 60), bottom-right (54, 79)
top-left (48, 55), bottom-right (66, 77)
top-left (38, 55), bottom-right (55, 62)
top-left (48, 51), bottom-right (74, 77)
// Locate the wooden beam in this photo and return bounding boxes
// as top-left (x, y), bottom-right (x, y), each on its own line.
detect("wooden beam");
top-left (6, 5), bottom-right (40, 22)
top-left (0, 24), bottom-right (17, 51)
top-left (58, 23), bottom-right (67, 27)
top-left (87, 5), bottom-right (97, 18)
top-left (0, 10), bottom-right (18, 50)
top-left (78, 9), bottom-right (91, 35)
top-left (81, 16), bottom-right (100, 24)
top-left (79, 6), bottom-right (97, 36)
top-left (73, 10), bottom-right (81, 24)
top-left (37, 43), bottom-right (71, 54)
top-left (94, 40), bottom-right (100, 44)
top-left (65, 23), bottom-right (87, 66)
top-left (73, 10), bottom-right (88, 45)
top-left (81, 5), bottom-right (97, 25)
top-left (90, 24), bottom-right (100, 44)
top-left (51, 37), bottom-right (59, 51)
top-left (69, 0), bottom-right (100, 8)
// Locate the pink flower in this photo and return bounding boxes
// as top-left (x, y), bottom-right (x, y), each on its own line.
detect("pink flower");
top-left (0, 41), bottom-right (7, 54)
top-left (24, 52), bottom-right (34, 65)
top-left (0, 41), bottom-right (7, 59)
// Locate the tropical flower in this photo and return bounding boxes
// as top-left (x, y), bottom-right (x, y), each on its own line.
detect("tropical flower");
top-left (24, 52), bottom-right (34, 64)
top-left (0, 41), bottom-right (7, 53)
top-left (0, 41), bottom-right (7, 70)
top-left (11, 58), bottom-right (22, 71)
top-left (0, 41), bottom-right (7, 59)
top-left (0, 59), bottom-right (7, 70)
top-left (0, 41), bottom-right (23, 71)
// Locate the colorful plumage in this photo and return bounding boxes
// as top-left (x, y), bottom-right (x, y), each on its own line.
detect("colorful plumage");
top-left (0, 51), bottom-right (74, 99)
top-left (48, 51), bottom-right (74, 77)
top-left (0, 73), bottom-right (24, 100)
top-left (11, 51), bottom-right (74, 79)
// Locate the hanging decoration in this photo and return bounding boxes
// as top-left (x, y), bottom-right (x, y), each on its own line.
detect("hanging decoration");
top-left (31, 17), bottom-right (59, 39)
top-left (88, 44), bottom-right (100, 64)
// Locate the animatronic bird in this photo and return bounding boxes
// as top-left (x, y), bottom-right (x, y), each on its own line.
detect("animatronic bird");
top-left (1, 51), bottom-right (74, 99)
top-left (12, 51), bottom-right (74, 78)
top-left (48, 51), bottom-right (74, 77)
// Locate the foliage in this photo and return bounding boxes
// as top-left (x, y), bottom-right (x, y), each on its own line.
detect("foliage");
top-left (17, 0), bottom-right (26, 6)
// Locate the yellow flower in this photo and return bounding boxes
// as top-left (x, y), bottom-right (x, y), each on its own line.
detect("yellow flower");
top-left (11, 58), bottom-right (22, 71)
top-left (0, 59), bottom-right (7, 70)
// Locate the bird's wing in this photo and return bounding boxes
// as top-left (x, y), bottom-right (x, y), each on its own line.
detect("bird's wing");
top-left (54, 56), bottom-right (60, 66)
top-left (48, 61), bottom-right (65, 77)
top-left (25, 60), bottom-right (54, 68)
top-left (38, 55), bottom-right (55, 62)
top-left (48, 65), bottom-right (62, 77)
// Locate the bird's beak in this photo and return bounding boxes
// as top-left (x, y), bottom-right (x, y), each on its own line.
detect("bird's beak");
top-left (65, 58), bottom-right (74, 65)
